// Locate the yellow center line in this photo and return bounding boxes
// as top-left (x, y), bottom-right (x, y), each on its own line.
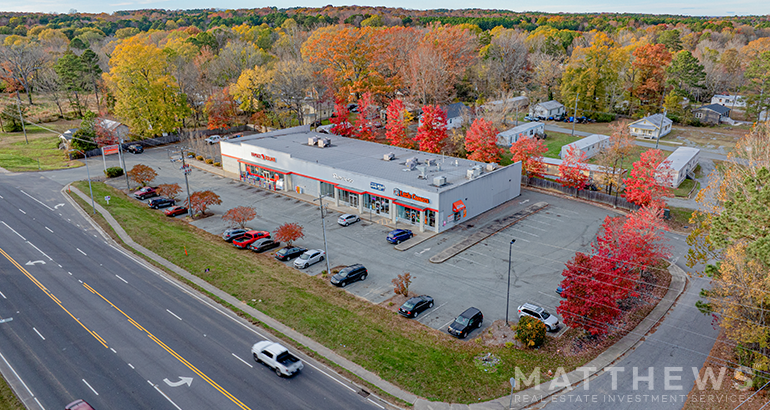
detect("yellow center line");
top-left (82, 284), bottom-right (251, 410)
top-left (0, 247), bottom-right (108, 348)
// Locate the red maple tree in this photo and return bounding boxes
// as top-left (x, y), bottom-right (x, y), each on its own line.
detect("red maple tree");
top-left (385, 98), bottom-right (414, 148)
top-left (94, 119), bottom-right (120, 146)
top-left (273, 222), bottom-right (304, 246)
top-left (510, 137), bottom-right (548, 178)
top-left (222, 206), bottom-right (257, 228)
top-left (622, 149), bottom-right (672, 207)
top-left (414, 105), bottom-right (447, 154)
top-left (205, 87), bottom-right (238, 130)
top-left (353, 92), bottom-right (376, 141)
top-left (185, 190), bottom-right (222, 218)
top-left (128, 164), bottom-right (157, 187)
top-left (157, 183), bottom-right (182, 200)
top-left (557, 146), bottom-right (590, 191)
top-left (465, 118), bottom-right (501, 163)
top-left (330, 98), bottom-right (354, 137)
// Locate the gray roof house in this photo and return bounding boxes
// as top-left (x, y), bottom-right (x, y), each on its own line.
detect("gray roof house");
top-left (693, 104), bottom-right (731, 125)
top-left (629, 114), bottom-right (673, 139)
top-left (529, 100), bottom-right (566, 119)
top-left (445, 102), bottom-right (468, 130)
top-left (98, 119), bottom-right (130, 139)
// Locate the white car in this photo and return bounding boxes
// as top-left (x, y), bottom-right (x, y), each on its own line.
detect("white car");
top-left (337, 214), bottom-right (360, 226)
top-left (251, 341), bottom-right (304, 377)
top-left (205, 135), bottom-right (226, 144)
top-left (517, 303), bottom-right (560, 332)
top-left (294, 249), bottom-right (325, 269)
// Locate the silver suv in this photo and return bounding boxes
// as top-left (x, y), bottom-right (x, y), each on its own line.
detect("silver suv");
top-left (517, 303), bottom-right (560, 332)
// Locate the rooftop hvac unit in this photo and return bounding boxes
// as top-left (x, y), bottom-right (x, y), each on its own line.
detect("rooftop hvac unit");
top-left (466, 166), bottom-right (482, 179)
top-left (416, 165), bottom-right (427, 179)
top-left (433, 175), bottom-right (447, 186)
top-left (405, 158), bottom-right (417, 169)
top-left (486, 163), bottom-right (498, 171)
top-left (383, 152), bottom-right (395, 161)
top-left (308, 136), bottom-right (318, 146)
top-left (317, 137), bottom-right (331, 147)
top-left (466, 169), bottom-right (476, 179)
top-left (407, 156), bottom-right (419, 165)
top-left (426, 159), bottom-right (436, 166)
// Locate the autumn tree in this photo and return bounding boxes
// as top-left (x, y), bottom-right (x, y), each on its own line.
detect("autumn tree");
top-left (557, 146), bottom-right (589, 192)
top-left (157, 183), bottom-right (182, 200)
top-left (385, 98), bottom-right (414, 148)
top-left (330, 98), bottom-right (354, 137)
top-left (128, 164), bottom-right (158, 187)
top-left (743, 51), bottom-right (770, 122)
top-left (594, 121), bottom-right (635, 194)
top-left (273, 222), bottom-right (304, 246)
top-left (103, 36), bottom-right (190, 137)
top-left (622, 149), bottom-right (672, 208)
top-left (510, 136), bottom-right (548, 179)
top-left (222, 206), bottom-right (257, 228)
top-left (465, 118), bottom-right (500, 163)
top-left (0, 42), bottom-right (46, 104)
top-left (630, 43), bottom-right (672, 113)
top-left (270, 59), bottom-right (313, 126)
top-left (94, 118), bottom-right (119, 147)
top-left (352, 92), bottom-right (376, 141)
top-left (477, 28), bottom-right (528, 96)
top-left (392, 272), bottom-right (413, 297)
top-left (205, 87), bottom-right (238, 130)
top-left (414, 105), bottom-right (447, 154)
top-left (186, 190), bottom-right (222, 218)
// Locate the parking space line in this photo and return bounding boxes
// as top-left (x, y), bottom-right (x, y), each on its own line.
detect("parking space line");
top-left (518, 223), bottom-right (547, 232)
top-left (418, 301), bottom-right (448, 322)
top-left (439, 319), bottom-right (454, 330)
top-left (509, 228), bottom-right (539, 237)
top-left (527, 219), bottom-right (554, 227)
top-left (454, 255), bottom-right (486, 267)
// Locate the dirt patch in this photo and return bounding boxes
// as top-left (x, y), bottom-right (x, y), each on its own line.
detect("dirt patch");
top-left (380, 292), bottom-right (410, 312)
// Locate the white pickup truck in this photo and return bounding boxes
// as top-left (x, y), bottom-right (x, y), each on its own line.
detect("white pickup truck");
top-left (251, 341), bottom-right (304, 377)
top-left (204, 134), bottom-right (226, 144)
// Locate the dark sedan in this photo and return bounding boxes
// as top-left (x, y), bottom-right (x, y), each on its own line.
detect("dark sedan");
top-left (398, 295), bottom-right (434, 318)
top-left (148, 197), bottom-right (175, 209)
top-left (249, 238), bottom-right (281, 253)
top-left (274, 246), bottom-right (308, 261)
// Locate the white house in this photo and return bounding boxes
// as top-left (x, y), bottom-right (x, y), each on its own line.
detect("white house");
top-left (301, 99), bottom-right (334, 126)
top-left (496, 122), bottom-right (545, 146)
top-left (711, 94), bottom-right (746, 108)
top-left (98, 119), bottom-right (130, 140)
top-left (559, 134), bottom-right (610, 160)
top-left (445, 102), bottom-right (468, 130)
top-left (628, 114), bottom-right (672, 139)
top-left (529, 100), bottom-right (565, 119)
top-left (657, 147), bottom-right (700, 188)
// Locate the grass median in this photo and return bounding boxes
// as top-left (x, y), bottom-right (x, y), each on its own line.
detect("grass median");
top-left (71, 181), bottom-right (591, 404)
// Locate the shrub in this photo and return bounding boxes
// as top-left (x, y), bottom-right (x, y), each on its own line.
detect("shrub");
top-left (515, 316), bottom-right (547, 349)
top-left (593, 112), bottom-right (616, 122)
top-left (505, 341), bottom-right (514, 349)
top-left (392, 272), bottom-right (413, 296)
top-left (104, 167), bottom-right (124, 178)
top-left (213, 162), bottom-right (221, 167)
top-left (196, 155), bottom-right (204, 161)
top-left (205, 159), bottom-right (214, 164)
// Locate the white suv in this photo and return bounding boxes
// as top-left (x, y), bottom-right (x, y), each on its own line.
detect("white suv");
top-left (205, 135), bottom-right (226, 144)
top-left (517, 303), bottom-right (560, 332)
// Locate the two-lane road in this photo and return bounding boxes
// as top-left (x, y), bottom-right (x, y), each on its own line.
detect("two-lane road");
top-left (0, 173), bottom-right (389, 410)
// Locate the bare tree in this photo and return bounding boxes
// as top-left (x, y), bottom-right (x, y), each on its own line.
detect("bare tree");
top-left (33, 66), bottom-right (66, 117)
top-left (593, 121), bottom-right (635, 194)
top-left (481, 29), bottom-right (529, 94)
top-left (528, 52), bottom-right (564, 103)
top-left (0, 43), bottom-right (48, 104)
top-left (270, 60), bottom-right (313, 125)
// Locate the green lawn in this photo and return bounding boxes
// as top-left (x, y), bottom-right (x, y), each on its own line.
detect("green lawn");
top-left (543, 133), bottom-right (582, 159)
top-left (70, 181), bottom-right (591, 404)
top-left (0, 134), bottom-right (82, 172)
top-left (0, 376), bottom-right (23, 410)
top-left (673, 179), bottom-right (700, 198)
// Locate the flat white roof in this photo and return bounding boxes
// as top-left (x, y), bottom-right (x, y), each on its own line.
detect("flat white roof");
top-left (498, 122), bottom-right (544, 138)
top-left (662, 147), bottom-right (700, 171)
top-left (566, 134), bottom-right (609, 150)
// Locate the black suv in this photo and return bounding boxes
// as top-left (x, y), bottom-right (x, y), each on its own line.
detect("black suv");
top-left (447, 307), bottom-right (483, 339)
top-left (148, 197), bottom-right (175, 209)
top-left (126, 144), bottom-right (144, 154)
top-left (330, 264), bottom-right (368, 287)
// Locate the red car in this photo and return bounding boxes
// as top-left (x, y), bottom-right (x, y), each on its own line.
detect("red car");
top-left (133, 186), bottom-right (158, 200)
top-left (164, 206), bottom-right (188, 217)
top-left (65, 399), bottom-right (95, 410)
top-left (232, 231), bottom-right (270, 249)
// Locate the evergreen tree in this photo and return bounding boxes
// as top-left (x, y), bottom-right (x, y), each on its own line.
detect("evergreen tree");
top-left (666, 50), bottom-right (706, 101)
top-left (54, 50), bottom-right (88, 116)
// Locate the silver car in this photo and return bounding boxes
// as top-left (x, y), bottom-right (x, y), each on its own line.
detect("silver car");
top-left (293, 249), bottom-right (325, 269)
top-left (337, 214), bottom-right (360, 226)
top-left (517, 303), bottom-right (560, 332)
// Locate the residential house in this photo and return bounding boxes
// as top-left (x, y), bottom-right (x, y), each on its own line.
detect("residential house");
top-left (418, 102), bottom-right (469, 130)
top-left (710, 94), bottom-right (746, 108)
top-left (496, 122), bottom-right (545, 146)
top-left (57, 128), bottom-right (78, 149)
top-left (98, 119), bottom-right (129, 140)
top-left (657, 147), bottom-right (700, 188)
top-left (693, 104), bottom-right (731, 125)
top-left (559, 134), bottom-right (610, 160)
top-left (628, 114), bottom-right (672, 139)
top-left (302, 99), bottom-right (335, 126)
top-left (529, 101), bottom-right (565, 119)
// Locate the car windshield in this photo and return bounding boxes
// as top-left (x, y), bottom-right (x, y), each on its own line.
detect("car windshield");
top-left (277, 248), bottom-right (288, 255)
top-left (337, 270), bottom-right (349, 278)
top-left (454, 316), bottom-right (470, 326)
top-left (299, 253), bottom-right (310, 260)
top-left (541, 311), bottom-right (550, 319)
top-left (402, 301), bottom-right (415, 310)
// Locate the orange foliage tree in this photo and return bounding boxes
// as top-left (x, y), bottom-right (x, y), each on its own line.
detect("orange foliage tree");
top-left (222, 206), bottom-right (257, 228)
top-left (510, 137), bottom-right (548, 179)
top-left (465, 118), bottom-right (500, 163)
top-left (186, 190), bottom-right (222, 218)
top-left (623, 149), bottom-right (672, 207)
top-left (157, 183), bottom-right (182, 200)
top-left (385, 98), bottom-right (414, 148)
top-left (630, 43), bottom-right (672, 112)
top-left (353, 92), bottom-right (376, 141)
top-left (392, 272), bottom-right (414, 297)
top-left (414, 105), bottom-right (447, 154)
top-left (205, 87), bottom-right (238, 130)
top-left (128, 164), bottom-right (157, 187)
top-left (557, 146), bottom-right (590, 191)
top-left (273, 222), bottom-right (304, 246)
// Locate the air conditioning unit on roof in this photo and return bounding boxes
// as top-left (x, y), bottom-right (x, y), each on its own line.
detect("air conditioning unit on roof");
top-left (434, 175), bottom-right (447, 186)
top-left (383, 152), bottom-right (395, 161)
top-left (317, 137), bottom-right (330, 147)
top-left (486, 163), bottom-right (498, 171)
top-left (308, 136), bottom-right (318, 146)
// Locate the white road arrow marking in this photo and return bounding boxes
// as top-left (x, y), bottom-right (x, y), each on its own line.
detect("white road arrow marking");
top-left (163, 377), bottom-right (193, 387)
top-left (418, 247), bottom-right (431, 255)
top-left (519, 199), bottom-right (530, 204)
top-left (54, 204), bottom-right (65, 209)
top-left (25, 261), bottom-right (45, 266)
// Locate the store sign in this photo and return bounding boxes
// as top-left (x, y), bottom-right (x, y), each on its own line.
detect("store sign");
top-left (370, 182), bottom-right (385, 192)
top-left (394, 188), bottom-right (430, 204)
top-left (332, 173), bottom-right (353, 183)
top-left (251, 152), bottom-right (276, 162)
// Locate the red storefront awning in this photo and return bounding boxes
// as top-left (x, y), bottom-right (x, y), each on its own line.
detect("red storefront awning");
top-left (452, 200), bottom-right (466, 213)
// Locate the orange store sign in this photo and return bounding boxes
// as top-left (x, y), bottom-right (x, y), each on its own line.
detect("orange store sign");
top-left (251, 152), bottom-right (276, 162)
top-left (393, 188), bottom-right (430, 204)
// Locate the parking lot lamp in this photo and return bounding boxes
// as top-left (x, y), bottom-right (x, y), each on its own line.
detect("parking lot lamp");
top-left (506, 239), bottom-right (516, 325)
top-left (72, 149), bottom-right (96, 215)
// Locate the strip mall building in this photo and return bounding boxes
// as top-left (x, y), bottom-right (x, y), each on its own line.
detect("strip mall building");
top-left (220, 126), bottom-right (522, 233)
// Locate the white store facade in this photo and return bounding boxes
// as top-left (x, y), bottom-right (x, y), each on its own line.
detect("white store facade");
top-left (220, 126), bottom-right (522, 233)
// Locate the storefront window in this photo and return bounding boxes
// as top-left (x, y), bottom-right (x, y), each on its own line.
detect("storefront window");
top-left (339, 190), bottom-right (359, 208)
top-left (397, 206), bottom-right (421, 224)
top-left (320, 181), bottom-right (335, 197)
top-left (364, 194), bottom-right (390, 215)
top-left (241, 163), bottom-right (282, 191)
top-left (426, 209), bottom-right (436, 228)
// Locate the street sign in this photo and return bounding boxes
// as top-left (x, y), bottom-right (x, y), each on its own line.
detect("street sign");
top-left (102, 145), bottom-right (119, 155)
top-left (105, 195), bottom-right (111, 205)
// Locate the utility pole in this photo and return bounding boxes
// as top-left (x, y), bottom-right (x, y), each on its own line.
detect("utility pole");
top-left (119, 139), bottom-right (130, 191)
top-left (655, 109), bottom-right (668, 149)
top-left (571, 92), bottom-right (579, 136)
top-left (180, 146), bottom-right (193, 218)
top-left (15, 91), bottom-right (28, 144)
top-left (506, 239), bottom-right (516, 325)
top-left (315, 194), bottom-right (332, 276)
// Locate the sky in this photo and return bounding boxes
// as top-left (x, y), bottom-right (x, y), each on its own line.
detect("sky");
top-left (0, 0), bottom-right (768, 17)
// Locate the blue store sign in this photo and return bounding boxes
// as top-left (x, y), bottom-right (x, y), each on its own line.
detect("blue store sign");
top-left (370, 182), bottom-right (385, 191)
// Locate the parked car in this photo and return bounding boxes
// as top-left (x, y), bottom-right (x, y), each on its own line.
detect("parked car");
top-left (293, 249), bottom-right (325, 269)
top-left (523, 115), bottom-right (536, 121)
top-left (133, 186), bottom-right (158, 200)
top-left (251, 341), bottom-right (304, 377)
top-left (164, 205), bottom-right (187, 217)
top-left (148, 197), bottom-right (175, 209)
top-left (330, 264), bottom-right (368, 287)
top-left (232, 231), bottom-right (271, 249)
top-left (398, 295), bottom-right (434, 318)
top-left (518, 302), bottom-right (560, 332)
top-left (205, 134), bottom-right (226, 144)
top-left (222, 227), bottom-right (250, 242)
top-left (337, 214), bottom-right (360, 226)
top-left (249, 238), bottom-right (281, 253)
top-left (447, 307), bottom-right (483, 339)
top-left (387, 229), bottom-right (413, 244)
top-left (126, 144), bottom-right (143, 154)
top-left (556, 284), bottom-right (566, 297)
top-left (65, 400), bottom-right (95, 410)
top-left (274, 246), bottom-right (308, 261)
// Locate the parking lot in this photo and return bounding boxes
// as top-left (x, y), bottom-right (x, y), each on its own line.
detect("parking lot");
top-left (107, 144), bottom-right (617, 339)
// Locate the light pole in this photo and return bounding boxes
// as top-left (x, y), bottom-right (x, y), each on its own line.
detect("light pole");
top-left (314, 193), bottom-right (332, 276)
top-left (169, 144), bottom-right (194, 219)
top-left (654, 109), bottom-right (667, 149)
top-left (73, 149), bottom-right (96, 215)
top-left (119, 139), bottom-right (130, 191)
top-left (506, 239), bottom-right (516, 325)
